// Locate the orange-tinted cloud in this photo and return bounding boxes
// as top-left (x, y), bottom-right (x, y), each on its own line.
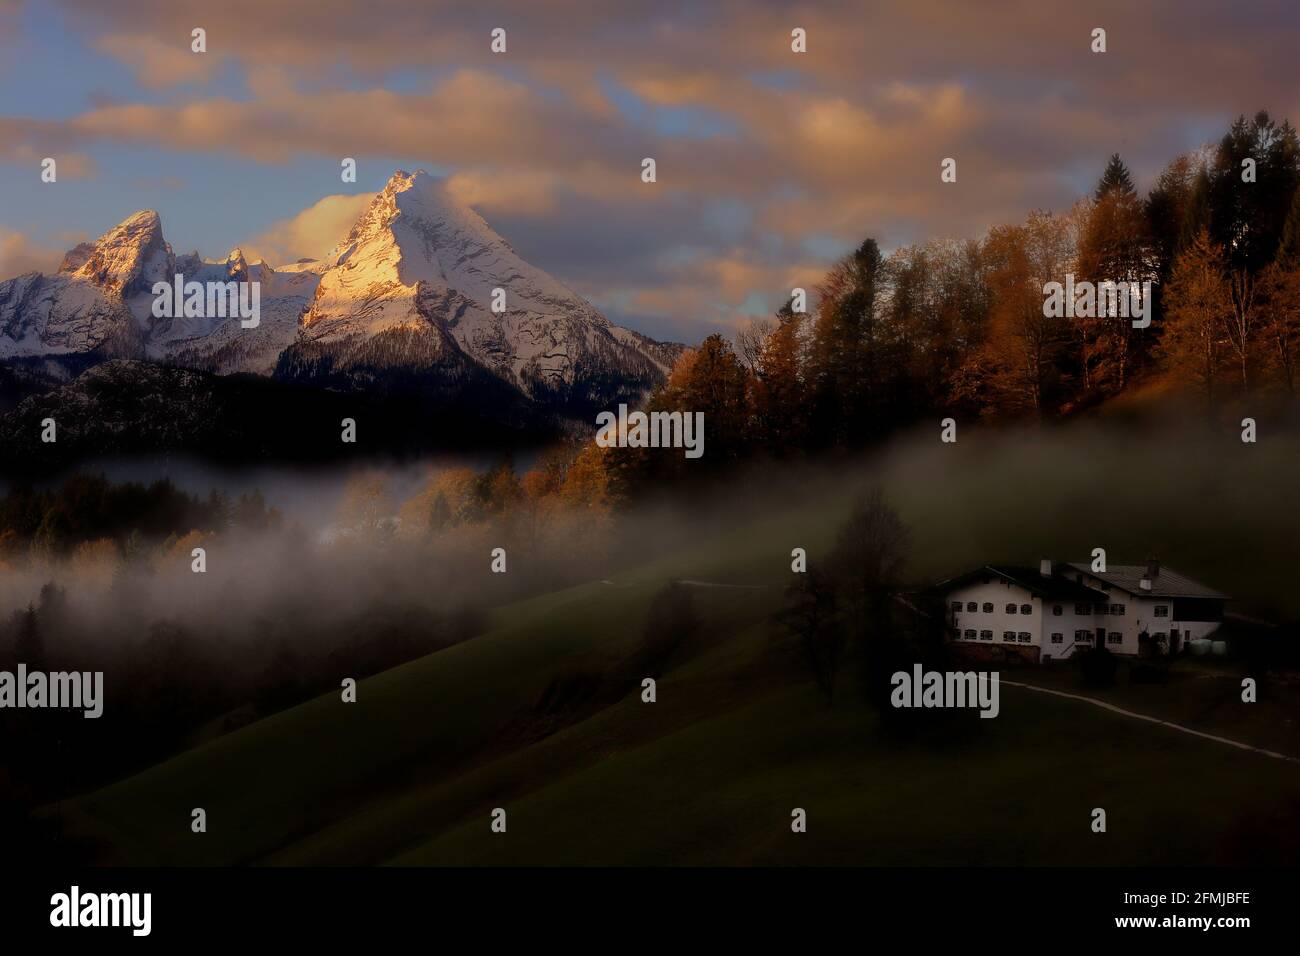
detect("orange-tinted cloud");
top-left (0, 228), bottom-right (63, 278)
top-left (5, 0), bottom-right (1299, 342)
top-left (241, 192), bottom-right (375, 266)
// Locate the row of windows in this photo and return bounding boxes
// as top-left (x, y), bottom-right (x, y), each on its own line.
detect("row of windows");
top-left (1073, 603), bottom-right (1127, 616)
top-left (960, 630), bottom-right (1130, 646)
top-left (953, 601), bottom-right (1034, 615)
top-left (1053, 630), bottom-right (1124, 644)
top-left (959, 630), bottom-right (1032, 643)
top-left (953, 599), bottom-right (1170, 618)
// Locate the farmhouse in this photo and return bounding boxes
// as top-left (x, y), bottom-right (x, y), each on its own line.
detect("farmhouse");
top-left (934, 559), bottom-right (1227, 664)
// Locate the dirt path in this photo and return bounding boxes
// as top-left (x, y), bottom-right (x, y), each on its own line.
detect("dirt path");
top-left (1001, 679), bottom-right (1300, 766)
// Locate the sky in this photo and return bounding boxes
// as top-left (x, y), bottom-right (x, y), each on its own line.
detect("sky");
top-left (2, 0), bottom-right (1299, 343)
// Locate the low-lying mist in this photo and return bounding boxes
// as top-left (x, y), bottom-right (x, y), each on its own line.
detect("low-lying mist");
top-left (2, 410), bottom-right (1299, 819)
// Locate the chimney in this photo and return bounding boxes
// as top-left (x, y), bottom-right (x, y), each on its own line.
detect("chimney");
top-left (1039, 557), bottom-right (1052, 577)
top-left (1146, 557), bottom-right (1160, 579)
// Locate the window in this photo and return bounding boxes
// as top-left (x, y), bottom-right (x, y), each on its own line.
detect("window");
top-left (1074, 630), bottom-right (1091, 643)
top-left (1017, 632), bottom-right (1031, 643)
top-left (980, 630), bottom-right (993, 641)
top-left (1095, 604), bottom-right (1108, 615)
top-left (1074, 603), bottom-right (1089, 615)
top-left (1005, 603), bottom-right (1017, 614)
top-left (1154, 605), bottom-right (1169, 618)
top-left (1050, 632), bottom-right (1064, 644)
top-left (1110, 604), bottom-right (1125, 616)
top-left (982, 602), bottom-right (994, 613)
top-left (966, 602), bottom-right (978, 612)
top-left (1003, 631), bottom-right (1016, 642)
top-left (964, 629), bottom-right (976, 639)
top-left (950, 601), bottom-right (962, 611)
top-left (1020, 604), bottom-right (1032, 615)
top-left (1052, 604), bottom-right (1063, 616)
top-left (1107, 632), bottom-right (1122, 645)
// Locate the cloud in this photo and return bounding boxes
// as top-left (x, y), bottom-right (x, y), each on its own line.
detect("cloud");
top-left (0, 119), bottom-right (97, 178)
top-left (0, 229), bottom-right (64, 279)
top-left (445, 170), bottom-right (560, 218)
top-left (241, 192), bottom-right (374, 266)
top-left (96, 33), bottom-right (220, 88)
top-left (4, 0), bottom-right (1299, 342)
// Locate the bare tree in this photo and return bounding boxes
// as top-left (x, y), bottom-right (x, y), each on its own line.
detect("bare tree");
top-left (777, 564), bottom-right (844, 705)
top-left (734, 316), bottom-right (776, 374)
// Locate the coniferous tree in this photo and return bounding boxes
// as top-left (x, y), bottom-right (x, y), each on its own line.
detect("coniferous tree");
top-left (1079, 183), bottom-right (1156, 392)
top-left (1095, 153), bottom-right (1136, 201)
top-left (752, 300), bottom-right (807, 452)
top-left (1207, 112), bottom-right (1300, 274)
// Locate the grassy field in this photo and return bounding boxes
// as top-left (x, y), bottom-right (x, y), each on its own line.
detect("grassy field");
top-left (54, 424), bottom-right (1300, 865)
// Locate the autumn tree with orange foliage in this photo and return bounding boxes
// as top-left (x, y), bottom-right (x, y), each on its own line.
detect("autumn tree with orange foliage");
top-left (1159, 228), bottom-right (1231, 408)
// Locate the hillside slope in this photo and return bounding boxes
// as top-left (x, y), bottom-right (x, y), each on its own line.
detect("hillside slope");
top-left (57, 482), bottom-right (1300, 866)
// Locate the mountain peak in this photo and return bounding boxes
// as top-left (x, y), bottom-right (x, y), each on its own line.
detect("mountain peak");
top-left (121, 209), bottom-right (162, 229)
top-left (383, 169), bottom-right (429, 193)
top-left (3, 177), bottom-right (677, 405)
top-left (71, 209), bottom-right (171, 295)
top-left (296, 169), bottom-right (677, 402)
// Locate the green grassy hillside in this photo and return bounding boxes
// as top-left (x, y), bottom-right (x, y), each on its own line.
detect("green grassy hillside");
top-left (57, 426), bottom-right (1300, 865)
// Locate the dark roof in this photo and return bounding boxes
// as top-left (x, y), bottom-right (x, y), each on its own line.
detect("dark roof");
top-left (931, 565), bottom-right (1108, 603)
top-left (1066, 564), bottom-right (1228, 600)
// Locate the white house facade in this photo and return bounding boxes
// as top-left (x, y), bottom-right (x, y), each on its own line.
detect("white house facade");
top-left (936, 559), bottom-right (1228, 663)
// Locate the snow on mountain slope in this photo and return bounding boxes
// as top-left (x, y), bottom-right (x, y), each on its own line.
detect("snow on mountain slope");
top-left (71, 209), bottom-right (173, 302)
top-left (146, 250), bottom-right (319, 375)
top-left (0, 270), bottom-right (135, 358)
top-left (2, 171), bottom-right (680, 402)
top-left (298, 170), bottom-right (676, 403)
top-left (0, 214), bottom-right (317, 374)
top-left (0, 210), bottom-right (177, 358)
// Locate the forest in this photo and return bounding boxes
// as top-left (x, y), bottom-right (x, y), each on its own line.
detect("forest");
top-left (628, 111), bottom-right (1300, 469)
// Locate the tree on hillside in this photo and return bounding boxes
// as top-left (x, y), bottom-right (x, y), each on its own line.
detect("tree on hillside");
top-left (1078, 178), bottom-right (1156, 392)
top-left (1147, 154), bottom-right (1200, 268)
top-left (338, 472), bottom-right (393, 541)
top-left (777, 564), bottom-right (844, 705)
top-left (649, 334), bottom-right (749, 467)
top-left (1207, 112), bottom-right (1300, 274)
top-left (980, 214), bottom-right (1072, 418)
top-left (735, 316), bottom-right (776, 374)
top-left (829, 487), bottom-right (911, 643)
top-left (1095, 153), bottom-right (1137, 201)
top-left (881, 244), bottom-right (937, 411)
top-left (751, 299), bottom-right (808, 451)
top-left (937, 237), bottom-right (994, 414)
top-left (479, 460), bottom-right (523, 515)
top-left (1159, 228), bottom-right (1231, 407)
top-left (1258, 261), bottom-right (1300, 393)
top-left (14, 604), bottom-right (44, 668)
top-left (559, 442), bottom-right (621, 515)
top-left (1223, 264), bottom-right (1262, 394)
top-left (773, 488), bottom-right (910, 710)
top-left (809, 239), bottom-right (887, 442)
top-left (1180, 165), bottom-right (1213, 252)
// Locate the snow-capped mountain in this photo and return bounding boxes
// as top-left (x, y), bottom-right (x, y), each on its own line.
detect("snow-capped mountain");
top-left (0, 211), bottom-right (316, 374)
top-left (282, 169), bottom-right (676, 406)
top-left (152, 251), bottom-right (319, 375)
top-left (0, 170), bottom-right (680, 407)
top-left (0, 211), bottom-right (156, 359)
